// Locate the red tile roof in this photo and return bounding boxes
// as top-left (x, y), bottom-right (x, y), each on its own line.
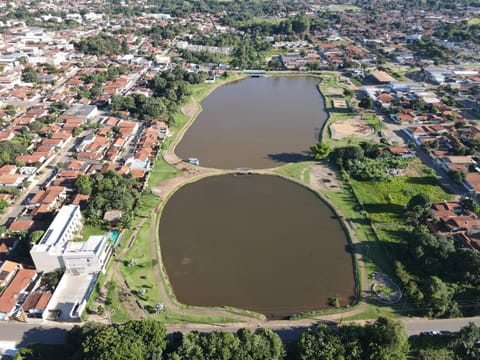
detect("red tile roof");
top-left (0, 269), bottom-right (36, 314)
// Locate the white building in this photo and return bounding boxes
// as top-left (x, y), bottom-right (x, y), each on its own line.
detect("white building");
top-left (30, 205), bottom-right (83, 273)
top-left (30, 204), bottom-right (113, 276)
top-left (62, 104), bottom-right (98, 120)
top-left (42, 273), bottom-right (96, 321)
top-left (62, 235), bottom-right (112, 275)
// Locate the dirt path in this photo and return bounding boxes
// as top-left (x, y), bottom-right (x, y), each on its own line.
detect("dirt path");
top-left (90, 219), bottom-right (149, 322)
top-left (307, 162), bottom-right (370, 319)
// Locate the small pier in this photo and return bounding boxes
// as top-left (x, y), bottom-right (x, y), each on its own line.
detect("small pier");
top-left (236, 168), bottom-right (252, 175)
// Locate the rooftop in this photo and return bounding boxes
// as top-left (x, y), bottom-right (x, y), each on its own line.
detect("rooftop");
top-left (31, 204), bottom-right (81, 253)
top-left (62, 104), bottom-right (97, 118)
top-left (64, 235), bottom-right (106, 255)
top-left (0, 269), bottom-right (37, 314)
top-left (44, 273), bottom-right (95, 321)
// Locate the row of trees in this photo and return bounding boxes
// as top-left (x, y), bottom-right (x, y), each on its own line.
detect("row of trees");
top-left (15, 317), bottom-right (412, 360)
top-left (19, 318), bottom-right (480, 359)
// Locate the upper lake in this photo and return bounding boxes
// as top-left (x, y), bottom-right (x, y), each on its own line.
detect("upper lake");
top-left (175, 76), bottom-right (328, 169)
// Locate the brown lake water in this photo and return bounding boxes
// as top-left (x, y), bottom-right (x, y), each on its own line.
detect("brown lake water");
top-left (159, 175), bottom-right (356, 319)
top-left (175, 76), bottom-right (328, 169)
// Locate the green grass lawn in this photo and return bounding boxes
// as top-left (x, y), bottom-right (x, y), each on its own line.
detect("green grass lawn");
top-left (363, 113), bottom-right (384, 132)
top-left (120, 217), bottom-right (162, 309)
top-left (326, 4), bottom-right (360, 12)
top-left (273, 161), bottom-right (314, 182)
top-left (350, 175), bottom-right (452, 224)
top-left (82, 224), bottom-right (107, 241)
top-left (324, 161), bottom-right (453, 284)
top-left (105, 279), bottom-right (131, 323)
top-left (148, 156), bottom-right (182, 187)
top-left (350, 77), bottom-right (362, 87)
top-left (262, 48), bottom-right (287, 58)
top-left (468, 17), bottom-right (480, 26)
top-left (342, 303), bottom-right (400, 321)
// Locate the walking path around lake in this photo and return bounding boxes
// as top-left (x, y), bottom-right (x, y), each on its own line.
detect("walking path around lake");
top-left (143, 91), bottom-right (372, 327)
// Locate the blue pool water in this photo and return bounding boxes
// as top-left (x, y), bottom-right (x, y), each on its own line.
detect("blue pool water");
top-left (108, 230), bottom-right (120, 245)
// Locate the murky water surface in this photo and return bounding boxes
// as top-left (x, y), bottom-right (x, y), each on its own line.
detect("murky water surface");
top-left (176, 76), bottom-right (328, 169)
top-left (160, 175), bottom-right (355, 319)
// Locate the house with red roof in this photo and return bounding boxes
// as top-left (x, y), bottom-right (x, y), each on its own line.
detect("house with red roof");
top-left (0, 268), bottom-right (37, 320)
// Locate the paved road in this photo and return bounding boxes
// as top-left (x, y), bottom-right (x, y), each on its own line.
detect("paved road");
top-left (404, 316), bottom-right (480, 335)
top-left (4, 315), bottom-right (480, 354)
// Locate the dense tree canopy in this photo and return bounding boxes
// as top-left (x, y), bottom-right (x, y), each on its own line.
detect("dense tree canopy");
top-left (17, 320), bottom-right (480, 360)
top-left (296, 318), bottom-right (409, 360)
top-left (167, 328), bottom-right (285, 360)
top-left (84, 171), bottom-right (139, 227)
top-left (0, 136), bottom-right (29, 167)
top-left (74, 34), bottom-right (129, 55)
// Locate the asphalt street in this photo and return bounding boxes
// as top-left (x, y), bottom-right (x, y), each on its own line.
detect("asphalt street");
top-left (3, 316), bottom-right (480, 355)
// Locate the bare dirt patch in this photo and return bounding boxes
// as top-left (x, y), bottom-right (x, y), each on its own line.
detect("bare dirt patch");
top-left (181, 101), bottom-right (199, 117)
top-left (330, 117), bottom-right (374, 140)
top-left (325, 87), bottom-right (344, 96)
top-left (309, 163), bottom-right (343, 192)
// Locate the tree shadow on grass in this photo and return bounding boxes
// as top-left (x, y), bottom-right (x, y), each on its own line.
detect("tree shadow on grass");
top-left (362, 203), bottom-right (405, 215)
top-left (347, 233), bottom-right (408, 276)
top-left (406, 176), bottom-right (440, 185)
top-left (267, 152), bottom-right (311, 163)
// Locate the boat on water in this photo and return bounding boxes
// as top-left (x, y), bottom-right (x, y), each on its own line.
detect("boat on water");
top-left (186, 157), bottom-right (200, 165)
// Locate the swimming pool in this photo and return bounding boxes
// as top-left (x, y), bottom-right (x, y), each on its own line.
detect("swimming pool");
top-left (108, 230), bottom-right (120, 246)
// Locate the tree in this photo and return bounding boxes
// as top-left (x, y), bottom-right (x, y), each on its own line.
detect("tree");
top-left (407, 194), bottom-right (431, 212)
top-left (338, 324), bottom-right (364, 360)
top-left (73, 127), bottom-right (83, 137)
top-left (120, 320), bottom-right (167, 357)
top-left (406, 194), bottom-right (431, 224)
top-left (359, 96), bottom-right (373, 109)
top-left (267, 59), bottom-right (282, 70)
top-left (343, 88), bottom-right (354, 97)
top-left (462, 197), bottom-right (480, 213)
top-left (296, 323), bottom-right (345, 359)
top-left (291, 14), bottom-right (310, 35)
top-left (364, 317), bottom-right (409, 360)
top-left (328, 145), bottom-right (364, 168)
top-left (310, 141), bottom-right (332, 160)
top-left (423, 276), bottom-right (453, 318)
top-left (170, 328), bottom-right (284, 360)
top-left (452, 322), bottom-right (480, 360)
top-left (448, 169), bottom-right (466, 184)
top-left (75, 174), bottom-right (93, 195)
top-left (29, 230), bottom-right (44, 245)
top-left (22, 67), bottom-right (39, 83)
top-left (417, 348), bottom-right (458, 360)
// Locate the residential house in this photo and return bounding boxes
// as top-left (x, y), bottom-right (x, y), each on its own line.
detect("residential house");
top-left (0, 261), bottom-right (23, 287)
top-left (21, 291), bottom-right (52, 318)
top-left (0, 269), bottom-right (37, 320)
top-left (29, 186), bottom-right (66, 210)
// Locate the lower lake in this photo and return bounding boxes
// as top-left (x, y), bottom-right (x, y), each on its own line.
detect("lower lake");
top-left (159, 174), bottom-right (356, 319)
